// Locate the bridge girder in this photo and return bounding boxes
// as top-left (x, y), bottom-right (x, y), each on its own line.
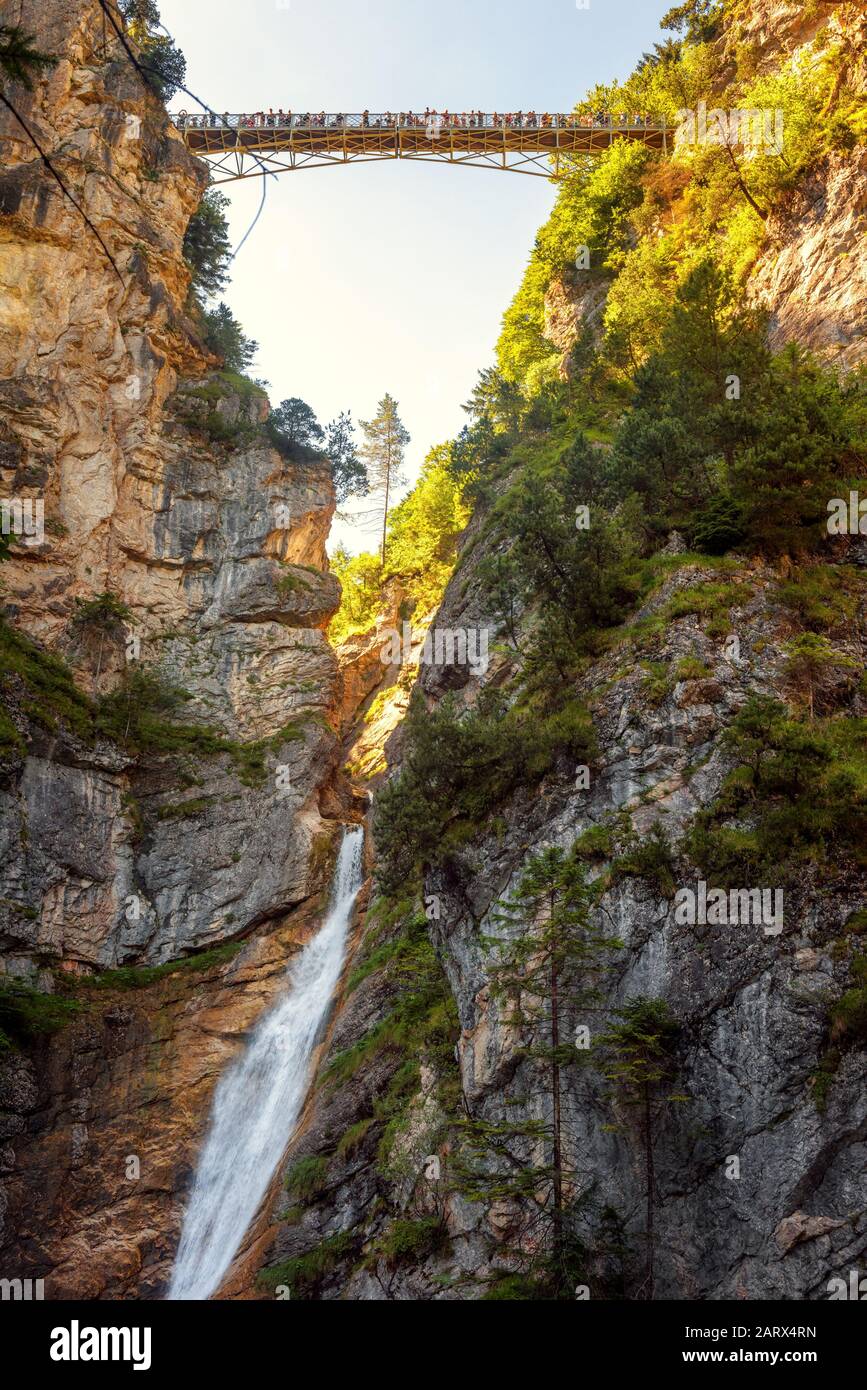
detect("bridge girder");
top-left (173, 119), bottom-right (669, 184)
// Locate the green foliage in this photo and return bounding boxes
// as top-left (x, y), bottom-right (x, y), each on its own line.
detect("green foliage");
top-left (610, 821), bottom-right (677, 899)
top-left (118, 0), bottom-right (186, 102)
top-left (365, 1217), bottom-right (449, 1271)
top-left (482, 1273), bottom-right (544, 1301)
top-left (831, 954), bottom-right (867, 1048)
top-left (478, 432), bottom-right (643, 670)
top-left (0, 25), bottom-right (56, 90)
top-left (264, 405), bottom-right (368, 502)
top-left (684, 697), bottom-right (867, 886)
top-left (202, 302), bottom-right (259, 374)
top-left (776, 566), bottom-right (860, 635)
top-left (573, 823), bottom-right (615, 861)
top-left (486, 846), bottom-right (620, 1034)
top-left (360, 394), bottom-right (411, 563)
top-left (275, 570), bottom-right (312, 598)
top-left (266, 398), bottom-right (324, 453)
top-left (0, 979), bottom-right (82, 1053)
top-left (257, 1230), bottom-right (356, 1298)
top-left (325, 411), bottom-right (369, 504)
top-left (538, 140), bottom-right (652, 279)
top-left (323, 906), bottom-right (457, 1095)
top-left (612, 262), bottom-right (766, 519)
top-left (90, 941), bottom-right (243, 992)
top-left (689, 493), bottom-right (745, 555)
top-left (336, 1119), bottom-right (374, 1160)
top-left (641, 661), bottom-right (671, 706)
top-left (660, 1), bottom-right (723, 42)
top-left (71, 592), bottom-right (134, 633)
top-left (782, 633), bottom-right (859, 719)
top-left (452, 847), bottom-right (622, 1296)
top-left (328, 546), bottom-right (383, 645)
top-left (183, 190), bottom-right (232, 304)
top-left (498, 142), bottom-right (650, 392)
top-left (675, 656), bottom-right (712, 681)
top-left (0, 618), bottom-right (94, 749)
top-left (381, 447), bottom-right (470, 613)
top-left (814, 949), bottom-right (867, 1109)
top-left (733, 346), bottom-right (864, 555)
top-left (285, 1155), bottom-right (329, 1202)
top-left (328, 449), bottom-right (468, 645)
top-left (374, 688), bottom-right (596, 895)
top-left (598, 997), bottom-right (681, 1109)
top-left (96, 665), bottom-right (304, 787)
top-left (665, 578), bottom-right (749, 636)
top-left (322, 900), bottom-right (459, 1183)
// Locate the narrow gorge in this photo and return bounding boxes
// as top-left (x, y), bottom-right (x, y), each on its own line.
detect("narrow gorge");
top-left (0, 0), bottom-right (865, 1306)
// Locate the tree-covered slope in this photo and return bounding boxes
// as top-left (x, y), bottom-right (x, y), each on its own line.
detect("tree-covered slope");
top-left (260, 0), bottom-right (867, 1302)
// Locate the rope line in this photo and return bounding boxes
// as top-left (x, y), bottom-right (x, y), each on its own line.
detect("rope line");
top-left (0, 91), bottom-right (125, 283)
top-left (97, 0), bottom-right (275, 261)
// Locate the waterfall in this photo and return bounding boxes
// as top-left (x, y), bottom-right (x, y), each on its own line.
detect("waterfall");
top-left (167, 826), bottom-right (365, 1301)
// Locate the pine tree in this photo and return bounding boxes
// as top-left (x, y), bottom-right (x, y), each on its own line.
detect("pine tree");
top-left (598, 997), bottom-right (682, 1300)
top-left (660, 0), bottom-right (723, 42)
top-left (782, 633), bottom-right (858, 721)
top-left (451, 846), bottom-right (620, 1295)
top-left (71, 592), bottom-right (135, 694)
top-left (485, 848), bottom-right (619, 1278)
top-left (0, 26), bottom-right (56, 90)
top-left (359, 395), bottom-right (410, 564)
top-left (183, 190), bottom-right (233, 305)
top-left (202, 303), bottom-right (258, 374)
top-left (325, 412), bottom-right (369, 504)
top-left (118, 0), bottom-right (186, 102)
top-left (267, 399), bottom-right (324, 452)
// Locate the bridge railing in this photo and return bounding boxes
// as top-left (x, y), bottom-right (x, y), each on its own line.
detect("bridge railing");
top-left (172, 111), bottom-right (665, 134)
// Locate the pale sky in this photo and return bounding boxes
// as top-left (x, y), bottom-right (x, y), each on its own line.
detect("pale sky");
top-left (158, 0), bottom-right (671, 552)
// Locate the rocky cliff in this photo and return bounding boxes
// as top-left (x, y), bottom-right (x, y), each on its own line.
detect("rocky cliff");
top-left (1, 0), bottom-right (864, 1305)
top-left (252, 0), bottom-right (866, 1302)
top-left (0, 0), bottom-right (354, 1297)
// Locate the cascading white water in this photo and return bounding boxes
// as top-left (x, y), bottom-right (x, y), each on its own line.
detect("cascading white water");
top-left (167, 826), bottom-right (365, 1301)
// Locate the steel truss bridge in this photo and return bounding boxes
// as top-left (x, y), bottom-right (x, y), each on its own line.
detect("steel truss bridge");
top-left (171, 112), bottom-right (669, 183)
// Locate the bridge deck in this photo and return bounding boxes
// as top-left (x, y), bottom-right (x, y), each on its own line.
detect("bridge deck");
top-left (173, 115), bottom-right (669, 182)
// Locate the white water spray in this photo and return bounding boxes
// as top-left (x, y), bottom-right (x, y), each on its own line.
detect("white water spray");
top-left (167, 826), bottom-right (365, 1301)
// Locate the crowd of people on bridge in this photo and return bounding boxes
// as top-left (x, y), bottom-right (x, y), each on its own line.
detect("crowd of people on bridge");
top-left (176, 109), bottom-right (658, 132)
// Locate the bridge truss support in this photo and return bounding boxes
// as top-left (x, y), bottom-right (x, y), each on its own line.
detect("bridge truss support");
top-left (175, 120), bottom-right (668, 184)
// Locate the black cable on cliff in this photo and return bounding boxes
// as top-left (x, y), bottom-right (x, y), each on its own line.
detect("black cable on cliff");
top-left (0, 91), bottom-right (126, 284)
top-left (97, 0), bottom-right (275, 262)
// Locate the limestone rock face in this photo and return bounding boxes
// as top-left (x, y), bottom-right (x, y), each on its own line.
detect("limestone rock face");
top-left (278, 537), bottom-right (865, 1301)
top-left (0, 894), bottom-right (343, 1299)
top-left (723, 0), bottom-right (867, 82)
top-left (0, 0), bottom-right (350, 1295)
top-left (538, 3), bottom-right (867, 376)
top-left (750, 148), bottom-right (867, 371)
top-left (0, 0), bottom-right (343, 973)
top-left (544, 272), bottom-right (609, 376)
